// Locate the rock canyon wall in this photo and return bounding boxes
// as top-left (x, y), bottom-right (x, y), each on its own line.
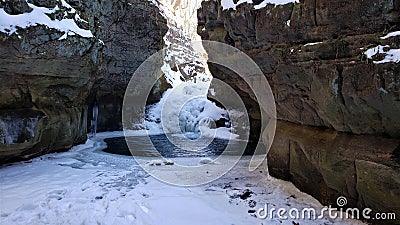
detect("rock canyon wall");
top-left (0, 0), bottom-right (167, 163)
top-left (198, 0), bottom-right (400, 223)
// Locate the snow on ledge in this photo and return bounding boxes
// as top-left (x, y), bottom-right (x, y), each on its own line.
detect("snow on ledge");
top-left (0, 0), bottom-right (92, 39)
top-left (254, 0), bottom-right (299, 9)
top-left (304, 42), bottom-right (323, 46)
top-left (221, 0), bottom-right (299, 10)
top-left (364, 45), bottom-right (400, 64)
top-left (380, 31), bottom-right (400, 39)
top-left (221, 0), bottom-right (252, 10)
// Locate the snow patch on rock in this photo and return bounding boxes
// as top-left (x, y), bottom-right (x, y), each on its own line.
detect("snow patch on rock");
top-left (254, 0), bottom-right (299, 10)
top-left (0, 0), bottom-right (92, 38)
top-left (221, 0), bottom-right (299, 10)
top-left (364, 45), bottom-right (400, 64)
top-left (380, 31), bottom-right (400, 39)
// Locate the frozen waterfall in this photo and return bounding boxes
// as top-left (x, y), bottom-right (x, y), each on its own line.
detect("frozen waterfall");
top-left (143, 0), bottom-right (241, 140)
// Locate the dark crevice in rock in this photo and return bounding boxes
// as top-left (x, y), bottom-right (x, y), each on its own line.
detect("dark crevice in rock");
top-left (378, 73), bottom-right (387, 93)
top-left (312, 0), bottom-right (317, 26)
top-left (393, 144), bottom-right (400, 164)
top-left (335, 64), bottom-right (345, 105)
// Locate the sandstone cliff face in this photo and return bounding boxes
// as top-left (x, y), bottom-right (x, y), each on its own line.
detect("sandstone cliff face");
top-left (199, 1), bottom-right (400, 223)
top-left (199, 0), bottom-right (400, 137)
top-left (0, 0), bottom-right (167, 163)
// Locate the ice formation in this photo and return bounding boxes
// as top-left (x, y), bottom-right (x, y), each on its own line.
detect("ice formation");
top-left (145, 0), bottom-right (241, 140)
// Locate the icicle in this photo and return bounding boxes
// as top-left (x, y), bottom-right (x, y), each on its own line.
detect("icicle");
top-left (0, 117), bottom-right (39, 144)
top-left (91, 103), bottom-right (98, 138)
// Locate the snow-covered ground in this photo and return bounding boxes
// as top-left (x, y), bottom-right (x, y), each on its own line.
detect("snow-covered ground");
top-left (0, 133), bottom-right (366, 225)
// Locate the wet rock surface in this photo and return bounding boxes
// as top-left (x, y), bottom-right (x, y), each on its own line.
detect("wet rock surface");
top-left (268, 121), bottom-right (400, 225)
top-left (0, 0), bottom-right (168, 163)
